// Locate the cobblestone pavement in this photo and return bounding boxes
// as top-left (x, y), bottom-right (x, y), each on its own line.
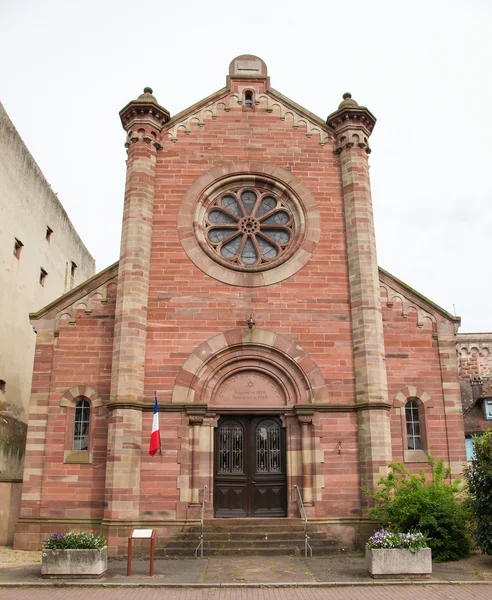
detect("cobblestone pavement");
top-left (1, 586), bottom-right (492, 600)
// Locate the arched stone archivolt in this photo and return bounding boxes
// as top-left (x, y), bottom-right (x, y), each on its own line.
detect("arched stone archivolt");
top-left (393, 385), bottom-right (434, 409)
top-left (171, 328), bottom-right (327, 406)
top-left (59, 385), bottom-right (103, 408)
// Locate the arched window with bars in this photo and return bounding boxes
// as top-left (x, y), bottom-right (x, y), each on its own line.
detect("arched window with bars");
top-left (405, 399), bottom-right (422, 450)
top-left (73, 398), bottom-right (90, 451)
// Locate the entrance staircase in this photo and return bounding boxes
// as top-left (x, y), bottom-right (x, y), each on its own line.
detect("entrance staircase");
top-left (157, 519), bottom-right (342, 557)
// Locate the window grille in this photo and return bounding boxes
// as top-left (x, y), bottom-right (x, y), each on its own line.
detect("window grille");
top-left (73, 399), bottom-right (90, 450)
top-left (405, 400), bottom-right (422, 450)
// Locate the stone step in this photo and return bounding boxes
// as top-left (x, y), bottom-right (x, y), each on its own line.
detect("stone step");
top-left (155, 518), bottom-right (343, 557)
top-left (184, 532), bottom-right (306, 541)
top-left (157, 541), bottom-right (342, 557)
top-left (157, 546), bottom-right (304, 557)
top-left (203, 518), bottom-right (302, 528)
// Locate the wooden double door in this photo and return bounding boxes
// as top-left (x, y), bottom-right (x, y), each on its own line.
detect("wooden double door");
top-left (214, 416), bottom-right (287, 518)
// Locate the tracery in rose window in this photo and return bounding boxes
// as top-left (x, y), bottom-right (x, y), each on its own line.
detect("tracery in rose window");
top-left (205, 188), bottom-right (294, 267)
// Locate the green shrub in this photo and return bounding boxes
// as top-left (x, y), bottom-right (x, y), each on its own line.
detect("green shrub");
top-left (464, 429), bottom-right (492, 555)
top-left (363, 454), bottom-right (472, 562)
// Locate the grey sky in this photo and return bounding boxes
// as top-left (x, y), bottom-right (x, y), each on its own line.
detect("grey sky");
top-left (1, 0), bottom-right (491, 332)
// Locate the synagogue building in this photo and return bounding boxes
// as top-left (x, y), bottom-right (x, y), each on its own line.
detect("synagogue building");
top-left (14, 56), bottom-right (466, 554)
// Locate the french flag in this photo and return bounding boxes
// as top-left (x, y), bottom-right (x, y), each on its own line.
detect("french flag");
top-left (149, 394), bottom-right (161, 457)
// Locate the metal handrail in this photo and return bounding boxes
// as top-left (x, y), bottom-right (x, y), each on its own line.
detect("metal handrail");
top-left (294, 485), bottom-right (312, 558)
top-left (195, 485), bottom-right (207, 558)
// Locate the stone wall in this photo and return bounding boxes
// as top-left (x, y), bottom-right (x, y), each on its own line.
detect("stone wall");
top-left (0, 102), bottom-right (95, 544)
top-left (456, 333), bottom-right (492, 438)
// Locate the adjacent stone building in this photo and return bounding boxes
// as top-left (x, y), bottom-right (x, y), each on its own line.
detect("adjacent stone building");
top-left (14, 57), bottom-right (467, 554)
top-left (0, 102), bottom-right (95, 544)
top-left (456, 333), bottom-right (492, 459)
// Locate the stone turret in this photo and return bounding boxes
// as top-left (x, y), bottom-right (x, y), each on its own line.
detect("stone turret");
top-left (104, 88), bottom-right (168, 532)
top-left (328, 94), bottom-right (392, 505)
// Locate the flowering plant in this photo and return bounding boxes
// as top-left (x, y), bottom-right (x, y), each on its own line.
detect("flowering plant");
top-left (366, 529), bottom-right (428, 553)
top-left (43, 531), bottom-right (106, 550)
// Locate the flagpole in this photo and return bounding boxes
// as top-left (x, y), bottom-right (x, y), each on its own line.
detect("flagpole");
top-left (156, 391), bottom-right (162, 455)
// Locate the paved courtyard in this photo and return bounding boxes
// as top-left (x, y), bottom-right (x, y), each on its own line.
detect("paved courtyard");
top-left (1, 546), bottom-right (491, 600)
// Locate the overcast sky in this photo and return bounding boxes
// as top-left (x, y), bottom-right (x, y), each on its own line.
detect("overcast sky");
top-left (1, 0), bottom-right (491, 332)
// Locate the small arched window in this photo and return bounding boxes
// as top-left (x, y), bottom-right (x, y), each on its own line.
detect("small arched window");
top-left (244, 90), bottom-right (253, 109)
top-left (73, 399), bottom-right (90, 450)
top-left (405, 400), bottom-right (421, 450)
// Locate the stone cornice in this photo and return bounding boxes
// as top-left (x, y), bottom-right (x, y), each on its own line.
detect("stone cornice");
top-left (268, 88), bottom-right (332, 132)
top-left (30, 261), bottom-right (119, 321)
top-left (107, 402), bottom-right (209, 412)
top-left (104, 401), bottom-right (389, 414)
top-left (160, 88), bottom-right (334, 146)
top-left (379, 266), bottom-right (460, 326)
top-left (456, 332), bottom-right (492, 342)
top-left (354, 402), bottom-right (392, 412)
top-left (29, 262), bottom-right (119, 335)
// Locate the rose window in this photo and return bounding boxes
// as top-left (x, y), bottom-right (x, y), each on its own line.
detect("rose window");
top-left (205, 188), bottom-right (294, 268)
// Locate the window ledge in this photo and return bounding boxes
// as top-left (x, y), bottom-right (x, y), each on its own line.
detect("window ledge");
top-left (64, 450), bottom-right (91, 464)
top-left (404, 450), bottom-right (427, 463)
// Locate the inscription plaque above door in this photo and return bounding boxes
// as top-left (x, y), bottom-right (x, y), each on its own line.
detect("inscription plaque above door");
top-left (215, 371), bottom-right (285, 406)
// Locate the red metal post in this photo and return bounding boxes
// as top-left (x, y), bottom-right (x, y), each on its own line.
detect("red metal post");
top-left (150, 530), bottom-right (155, 576)
top-left (127, 533), bottom-right (133, 576)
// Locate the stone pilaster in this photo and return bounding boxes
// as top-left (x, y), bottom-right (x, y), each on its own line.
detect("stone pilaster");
top-left (14, 320), bottom-right (55, 548)
top-left (104, 89), bottom-right (170, 522)
top-left (103, 407), bottom-right (143, 521)
top-left (189, 415), bottom-right (204, 505)
top-left (436, 321), bottom-right (467, 477)
top-left (298, 416), bottom-right (313, 506)
top-left (328, 94), bottom-right (392, 502)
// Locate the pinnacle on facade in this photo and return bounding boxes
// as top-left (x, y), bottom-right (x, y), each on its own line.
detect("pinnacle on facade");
top-left (119, 87), bottom-right (170, 135)
top-left (327, 93), bottom-right (377, 154)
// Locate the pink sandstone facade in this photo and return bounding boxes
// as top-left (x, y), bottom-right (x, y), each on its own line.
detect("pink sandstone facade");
top-left (14, 56), bottom-right (467, 554)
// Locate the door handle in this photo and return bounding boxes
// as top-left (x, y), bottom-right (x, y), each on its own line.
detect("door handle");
top-left (252, 480), bottom-right (256, 484)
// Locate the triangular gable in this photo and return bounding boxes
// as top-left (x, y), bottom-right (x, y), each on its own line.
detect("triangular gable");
top-left (30, 261), bottom-right (119, 333)
top-left (379, 267), bottom-right (460, 329)
top-left (161, 86), bottom-right (334, 146)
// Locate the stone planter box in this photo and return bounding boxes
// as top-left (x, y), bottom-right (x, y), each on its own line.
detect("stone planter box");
top-left (366, 547), bottom-right (432, 578)
top-left (41, 547), bottom-right (108, 578)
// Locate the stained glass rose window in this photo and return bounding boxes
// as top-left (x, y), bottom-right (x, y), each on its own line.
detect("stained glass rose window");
top-left (204, 188), bottom-right (294, 268)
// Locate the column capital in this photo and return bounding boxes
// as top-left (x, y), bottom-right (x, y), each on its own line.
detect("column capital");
top-left (327, 93), bottom-right (376, 155)
top-left (185, 405), bottom-right (208, 417)
top-left (298, 415), bottom-right (313, 425)
top-left (119, 87), bottom-right (170, 143)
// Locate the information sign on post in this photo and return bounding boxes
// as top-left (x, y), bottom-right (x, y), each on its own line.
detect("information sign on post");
top-left (127, 529), bottom-right (156, 576)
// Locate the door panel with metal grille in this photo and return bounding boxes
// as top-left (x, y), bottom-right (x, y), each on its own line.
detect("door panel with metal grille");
top-left (214, 416), bottom-right (286, 517)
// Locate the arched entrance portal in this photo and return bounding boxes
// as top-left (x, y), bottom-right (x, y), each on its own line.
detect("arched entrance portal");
top-left (214, 416), bottom-right (287, 517)
top-left (171, 328), bottom-right (327, 520)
